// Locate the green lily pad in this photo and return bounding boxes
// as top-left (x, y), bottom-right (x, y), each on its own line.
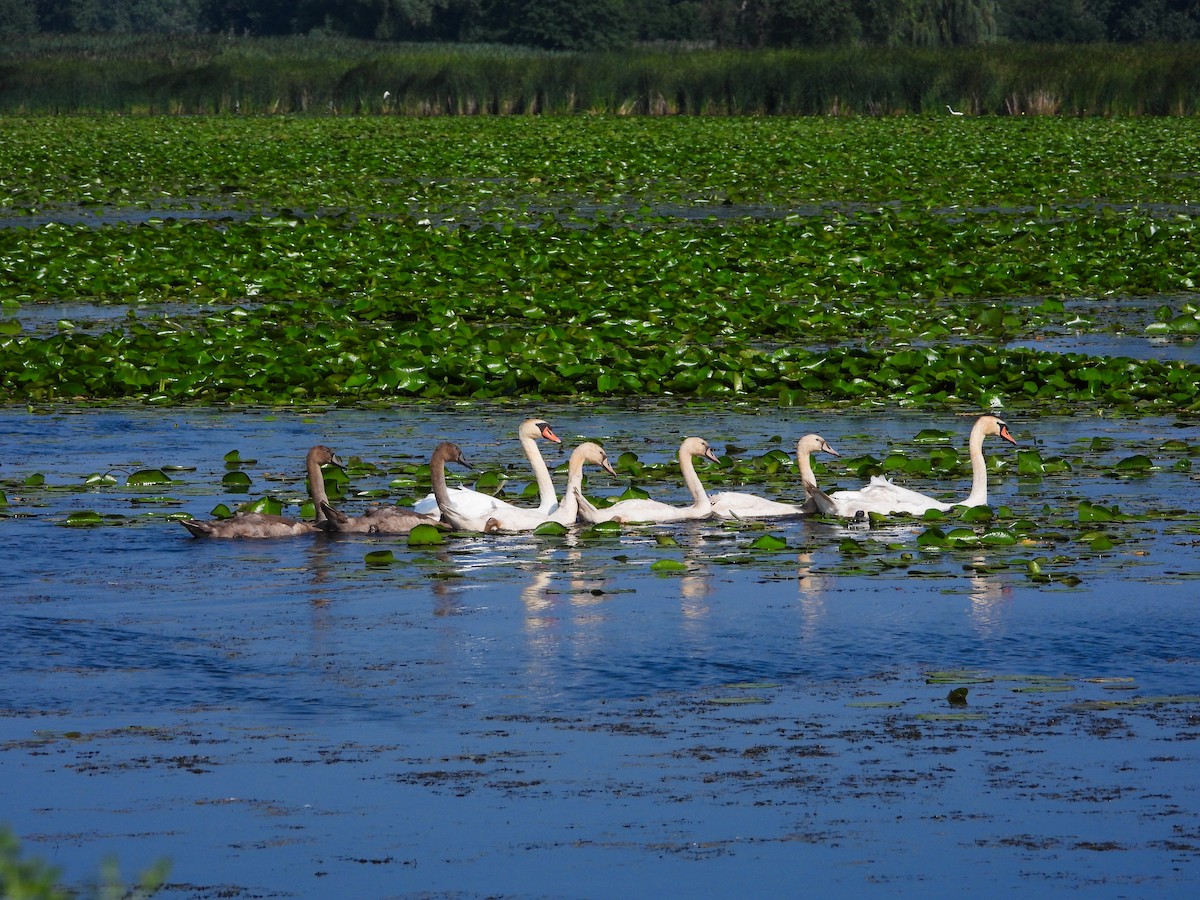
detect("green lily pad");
top-left (747, 533), bottom-right (788, 551)
top-left (63, 510), bottom-right (103, 527)
top-left (650, 558), bottom-right (688, 573)
top-left (221, 471), bottom-right (252, 488)
top-left (533, 521), bottom-right (569, 536)
top-left (364, 550), bottom-right (396, 566)
top-left (127, 469), bottom-right (172, 486)
top-left (407, 523), bottom-right (445, 546)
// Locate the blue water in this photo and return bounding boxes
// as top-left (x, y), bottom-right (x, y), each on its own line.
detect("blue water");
top-left (2, 404), bottom-right (1198, 898)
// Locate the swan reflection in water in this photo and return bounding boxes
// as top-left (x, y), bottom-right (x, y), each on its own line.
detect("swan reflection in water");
top-left (968, 555), bottom-right (1012, 635)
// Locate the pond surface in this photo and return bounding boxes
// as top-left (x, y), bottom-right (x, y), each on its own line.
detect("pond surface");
top-left (2, 404), bottom-right (1199, 898)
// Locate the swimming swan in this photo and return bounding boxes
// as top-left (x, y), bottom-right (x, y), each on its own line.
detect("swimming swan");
top-left (482, 442), bottom-right (617, 532)
top-left (575, 437), bottom-right (719, 525)
top-left (413, 417), bottom-right (562, 517)
top-left (710, 434), bottom-right (840, 519)
top-left (807, 415), bottom-right (1017, 518)
top-left (180, 445), bottom-right (343, 538)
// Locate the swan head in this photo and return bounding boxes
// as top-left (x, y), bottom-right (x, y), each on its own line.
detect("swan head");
top-left (980, 415), bottom-right (1018, 446)
top-left (520, 418), bottom-right (562, 444)
top-left (680, 437), bottom-right (720, 465)
top-left (576, 444), bottom-right (619, 480)
top-left (308, 445), bottom-right (345, 469)
top-left (796, 434), bottom-right (840, 458)
top-left (433, 441), bottom-right (473, 470)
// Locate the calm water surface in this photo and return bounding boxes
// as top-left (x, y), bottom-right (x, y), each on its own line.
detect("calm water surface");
top-left (1, 404), bottom-right (1198, 898)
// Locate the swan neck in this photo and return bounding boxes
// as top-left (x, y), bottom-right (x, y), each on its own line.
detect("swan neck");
top-left (555, 455), bottom-right (587, 521)
top-left (797, 446), bottom-right (818, 488)
top-left (679, 448), bottom-right (710, 508)
top-left (430, 449), bottom-right (451, 510)
top-left (521, 432), bottom-right (558, 507)
top-left (962, 422), bottom-right (990, 507)
top-left (307, 452), bottom-right (330, 524)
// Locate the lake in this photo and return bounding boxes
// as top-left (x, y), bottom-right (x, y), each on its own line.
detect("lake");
top-left (2, 403), bottom-right (1199, 897)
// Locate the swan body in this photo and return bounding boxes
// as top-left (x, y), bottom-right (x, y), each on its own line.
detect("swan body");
top-left (810, 415), bottom-right (1017, 518)
top-left (180, 445), bottom-right (343, 538)
top-left (575, 437), bottom-right (719, 525)
top-left (318, 499), bottom-right (446, 534)
top-left (710, 434), bottom-right (840, 519)
top-left (482, 443), bottom-right (616, 532)
top-left (413, 417), bottom-right (561, 517)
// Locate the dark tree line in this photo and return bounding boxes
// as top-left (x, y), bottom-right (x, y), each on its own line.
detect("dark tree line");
top-left (2, 0), bottom-right (1198, 47)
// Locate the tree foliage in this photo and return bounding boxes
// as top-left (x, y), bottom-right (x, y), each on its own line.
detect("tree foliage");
top-left (12, 0), bottom-right (1200, 47)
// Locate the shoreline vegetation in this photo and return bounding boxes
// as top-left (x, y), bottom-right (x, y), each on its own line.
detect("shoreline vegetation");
top-left (3, 36), bottom-right (1200, 116)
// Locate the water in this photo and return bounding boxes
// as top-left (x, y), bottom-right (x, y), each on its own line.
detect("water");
top-left (2, 404), bottom-right (1199, 898)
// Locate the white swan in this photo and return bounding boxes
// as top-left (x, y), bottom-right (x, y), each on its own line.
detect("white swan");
top-left (808, 415), bottom-right (1017, 518)
top-left (481, 442), bottom-right (617, 532)
top-left (413, 417), bottom-right (561, 517)
top-left (575, 437), bottom-right (719, 524)
top-left (710, 434), bottom-right (840, 520)
top-left (180, 445), bottom-right (343, 538)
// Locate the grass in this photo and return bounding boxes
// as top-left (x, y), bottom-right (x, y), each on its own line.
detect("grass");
top-left (2, 36), bottom-right (1200, 115)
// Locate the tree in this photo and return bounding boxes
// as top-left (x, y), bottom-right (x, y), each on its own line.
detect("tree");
top-left (472, 0), bottom-right (635, 50)
top-left (998, 0), bottom-right (1105, 42)
top-left (1, 0), bottom-right (38, 38)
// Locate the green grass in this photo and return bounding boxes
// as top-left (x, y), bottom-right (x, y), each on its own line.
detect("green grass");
top-left (2, 37), bottom-right (1200, 115)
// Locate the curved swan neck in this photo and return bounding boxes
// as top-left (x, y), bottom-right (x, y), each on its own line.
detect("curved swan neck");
top-left (307, 449), bottom-right (331, 524)
top-left (554, 451), bottom-right (588, 522)
top-left (430, 446), bottom-right (452, 511)
top-left (679, 445), bottom-right (711, 508)
top-left (520, 430), bottom-right (557, 507)
top-left (961, 418), bottom-right (991, 507)
top-left (797, 445), bottom-right (818, 488)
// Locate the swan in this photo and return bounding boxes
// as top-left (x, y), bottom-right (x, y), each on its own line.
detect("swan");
top-left (710, 434), bottom-right (840, 520)
top-left (482, 442), bottom-right (617, 532)
top-left (808, 415), bottom-right (1017, 518)
top-left (575, 437), bottom-right (719, 525)
top-left (318, 497), bottom-right (445, 535)
top-left (428, 440), bottom-right (496, 532)
top-left (412, 417), bottom-right (561, 517)
top-left (180, 445), bottom-right (344, 538)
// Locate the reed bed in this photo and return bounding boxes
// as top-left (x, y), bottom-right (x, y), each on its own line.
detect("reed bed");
top-left (2, 35), bottom-right (1199, 115)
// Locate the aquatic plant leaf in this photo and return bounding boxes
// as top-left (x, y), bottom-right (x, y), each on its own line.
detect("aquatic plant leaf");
top-left (747, 534), bottom-right (787, 551)
top-left (84, 473), bottom-right (118, 486)
top-left (407, 524), bottom-right (445, 546)
top-left (1016, 449), bottom-right (1045, 475)
top-left (364, 550), bottom-right (396, 566)
top-left (1113, 454), bottom-right (1154, 473)
top-left (64, 510), bottom-right (103, 527)
top-left (619, 486), bottom-right (651, 501)
top-left (650, 558), bottom-right (687, 572)
top-left (209, 503), bottom-right (233, 519)
top-left (239, 497), bottom-right (283, 516)
top-left (1078, 500), bottom-right (1115, 522)
top-left (127, 469), bottom-right (171, 486)
top-left (533, 521), bottom-right (569, 536)
top-left (654, 534), bottom-right (680, 547)
top-left (221, 471), bottom-right (252, 487)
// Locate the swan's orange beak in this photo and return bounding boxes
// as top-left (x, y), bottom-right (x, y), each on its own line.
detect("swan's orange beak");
top-left (999, 424), bottom-right (1017, 445)
top-left (538, 423), bottom-right (562, 443)
top-left (599, 456), bottom-right (616, 476)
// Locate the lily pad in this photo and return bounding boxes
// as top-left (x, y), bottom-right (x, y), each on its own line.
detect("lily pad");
top-left (127, 469), bottom-right (172, 486)
top-left (407, 524), bottom-right (445, 546)
top-left (364, 550), bottom-right (396, 566)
